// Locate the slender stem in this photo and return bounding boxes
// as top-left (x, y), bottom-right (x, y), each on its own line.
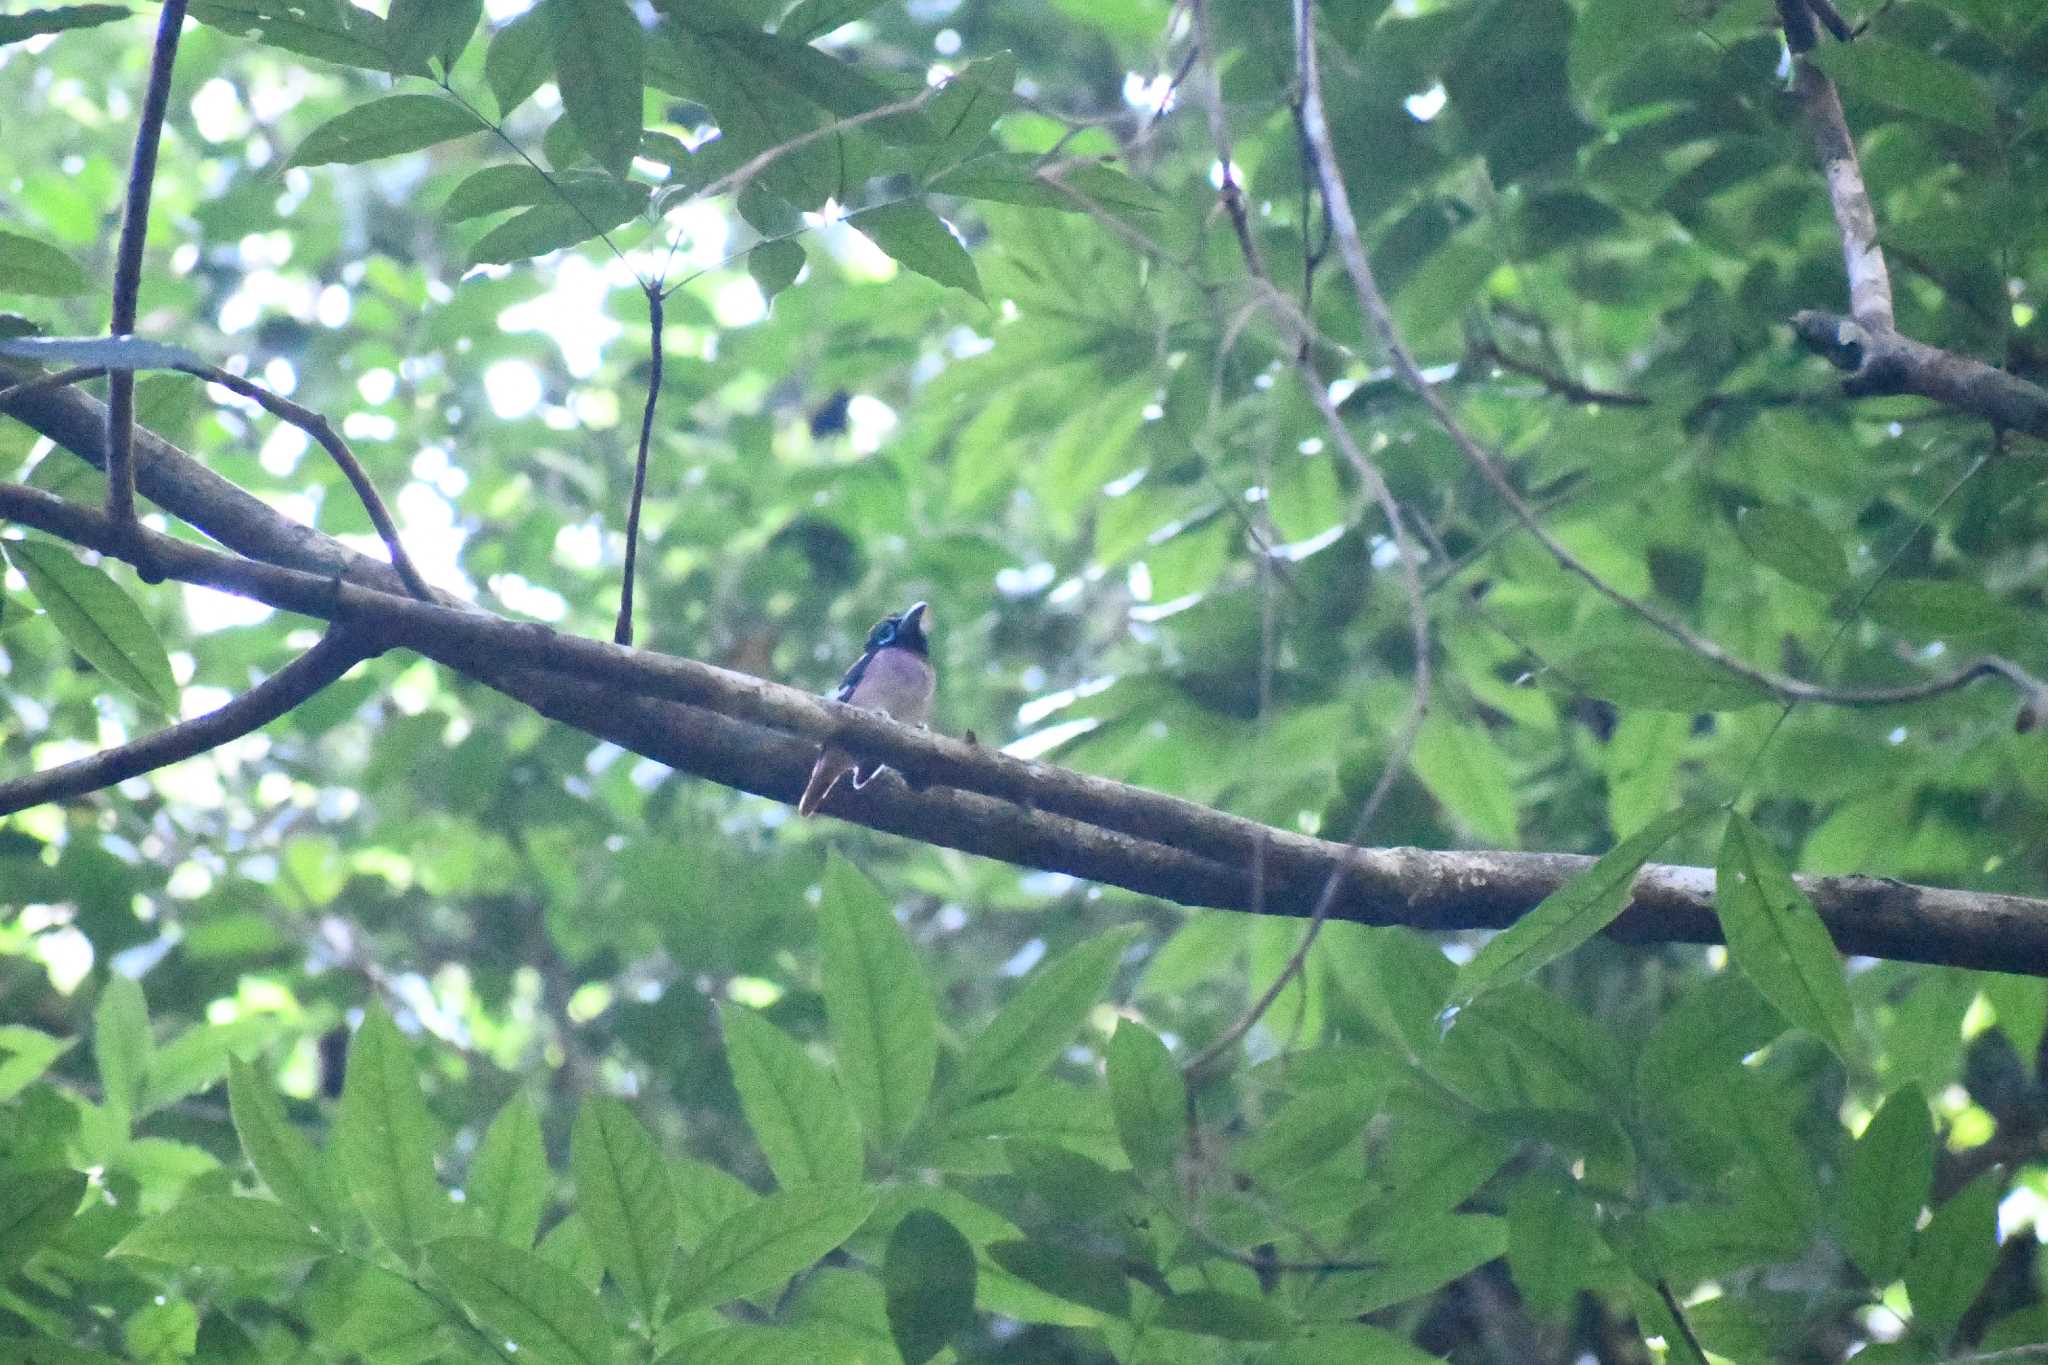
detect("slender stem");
top-left (0, 366), bottom-right (106, 408)
top-left (614, 287), bottom-right (664, 647)
top-left (105, 0), bottom-right (190, 580)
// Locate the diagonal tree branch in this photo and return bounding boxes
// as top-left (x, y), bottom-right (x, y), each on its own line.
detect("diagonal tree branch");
top-left (0, 628), bottom-right (372, 816)
top-left (2, 452), bottom-right (2046, 977)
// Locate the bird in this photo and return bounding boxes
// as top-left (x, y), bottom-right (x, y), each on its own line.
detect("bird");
top-left (796, 601), bottom-right (934, 817)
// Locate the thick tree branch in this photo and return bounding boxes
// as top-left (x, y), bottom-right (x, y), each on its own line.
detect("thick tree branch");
top-left (2, 456), bottom-right (2046, 975)
top-left (0, 629), bottom-right (371, 816)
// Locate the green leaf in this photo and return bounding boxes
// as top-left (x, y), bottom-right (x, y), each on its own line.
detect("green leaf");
top-left (0, 6), bottom-right (132, 47)
top-left (329, 1264), bottom-right (449, 1363)
top-left (111, 1195), bottom-right (331, 1270)
top-left (386, 0), bottom-right (478, 70)
top-left (1863, 579), bottom-right (2028, 646)
top-left (927, 153), bottom-right (1160, 215)
top-left (1902, 1170), bottom-right (2001, 1345)
top-left (850, 202), bottom-right (983, 300)
top-left (485, 4), bottom-right (555, 115)
top-left (468, 1092), bottom-right (548, 1247)
top-left (776, 0), bottom-right (886, 42)
top-left (1840, 1085), bottom-right (1933, 1286)
top-left (1409, 712), bottom-right (1520, 845)
top-left (286, 93), bottom-right (483, 168)
top-left (569, 1096), bottom-right (677, 1321)
top-left (1155, 1290), bottom-right (1291, 1341)
top-left (1454, 806), bottom-right (1708, 1004)
top-left (1567, 0), bottom-right (1664, 109)
top-left (673, 1156), bottom-right (762, 1251)
top-left (0, 1170), bottom-right (85, 1276)
top-left (883, 1211), bottom-right (977, 1365)
top-left (1339, 1215), bottom-right (1510, 1315)
top-left (0, 230), bottom-right (89, 296)
top-left (1735, 503), bottom-right (1848, 594)
top-left (441, 162), bottom-right (571, 224)
top-left (1556, 641), bottom-right (1774, 712)
top-left (916, 52), bottom-right (1015, 177)
top-left (748, 239), bottom-right (806, 301)
top-left (331, 1006), bottom-right (446, 1263)
top-left (466, 182), bottom-right (650, 266)
top-left (143, 1016), bottom-right (277, 1112)
top-left (1603, 710), bottom-right (1686, 842)
top-left (723, 1007), bottom-right (863, 1190)
top-left (1715, 814), bottom-right (1857, 1062)
top-left (546, 0), bottom-right (644, 179)
top-left (93, 974), bottom-right (150, 1121)
top-left (1810, 38), bottom-right (1996, 135)
top-left (425, 1236), bottom-right (614, 1365)
top-left (672, 1184), bottom-right (879, 1313)
top-left (5, 538), bottom-right (177, 714)
top-left (818, 853), bottom-right (938, 1149)
top-left (227, 1056), bottom-right (340, 1232)
top-left (1322, 923), bottom-right (1454, 1062)
top-left (1105, 1020), bottom-right (1181, 1173)
top-left (0, 1026), bottom-right (74, 1101)
top-left (985, 1241), bottom-right (1129, 1317)
top-left (950, 924), bottom-right (1137, 1102)
top-left (537, 1211), bottom-right (604, 1292)
top-left (189, 1), bottom-right (410, 73)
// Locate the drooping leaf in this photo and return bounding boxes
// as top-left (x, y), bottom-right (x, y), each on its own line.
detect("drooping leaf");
top-left (1735, 503), bottom-right (1849, 594)
top-left (286, 93), bottom-right (483, 168)
top-left (1715, 814), bottom-right (1857, 1062)
top-left (1840, 1085), bottom-right (1933, 1286)
top-left (4, 537), bottom-right (178, 714)
top-left (748, 239), bottom-right (805, 301)
top-left (1454, 806), bottom-right (1708, 1004)
top-left (1104, 1020), bottom-right (1181, 1173)
top-left (985, 1241), bottom-right (1129, 1317)
top-left (425, 1236), bottom-right (615, 1365)
top-left (569, 1096), bottom-right (677, 1320)
top-left (465, 181), bottom-right (649, 265)
top-left (484, 4), bottom-right (555, 115)
top-left (385, 0), bottom-right (479, 71)
top-left (850, 201), bottom-right (983, 300)
top-left (916, 52), bottom-right (1015, 177)
top-left (1556, 641), bottom-right (1774, 712)
top-left (546, 0), bottom-right (645, 179)
top-left (817, 853), bottom-right (938, 1149)
top-left (1810, 38), bottom-right (1996, 135)
top-left (883, 1211), bottom-right (977, 1365)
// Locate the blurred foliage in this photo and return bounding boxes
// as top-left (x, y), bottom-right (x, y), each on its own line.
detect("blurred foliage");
top-left (2, 0), bottom-right (2047, 1360)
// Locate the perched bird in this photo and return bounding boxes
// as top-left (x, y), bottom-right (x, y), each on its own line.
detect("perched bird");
top-left (797, 601), bottom-right (934, 817)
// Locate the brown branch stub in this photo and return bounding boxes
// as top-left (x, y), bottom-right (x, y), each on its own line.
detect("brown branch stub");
top-left (0, 628), bottom-right (371, 817)
top-left (1791, 310), bottom-right (2048, 440)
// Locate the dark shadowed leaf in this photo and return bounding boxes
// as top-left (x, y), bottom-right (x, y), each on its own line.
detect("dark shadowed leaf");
top-left (286, 93), bottom-right (483, 167)
top-left (884, 1211), bottom-right (977, 1365)
top-left (546, 0), bottom-right (644, 178)
top-left (1840, 1085), bottom-right (1932, 1286)
top-left (850, 202), bottom-right (983, 300)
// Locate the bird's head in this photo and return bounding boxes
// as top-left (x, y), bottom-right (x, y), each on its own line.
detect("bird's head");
top-left (865, 600), bottom-right (930, 656)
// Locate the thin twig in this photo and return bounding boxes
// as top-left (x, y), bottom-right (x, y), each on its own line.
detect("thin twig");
top-left (104, 0), bottom-right (189, 581)
top-left (0, 366), bottom-right (105, 408)
top-left (1654, 1278), bottom-right (1710, 1363)
top-left (1780, 0), bottom-right (1894, 332)
top-left (1465, 334), bottom-right (1651, 408)
top-left (181, 364), bottom-right (435, 601)
top-left (614, 287), bottom-right (665, 647)
top-left (0, 629), bottom-right (370, 817)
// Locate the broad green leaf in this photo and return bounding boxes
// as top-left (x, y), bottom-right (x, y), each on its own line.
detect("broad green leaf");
top-left (331, 1007), bottom-right (446, 1262)
top-left (1716, 814), bottom-right (1856, 1062)
top-left (1902, 1170), bottom-right (2001, 1345)
top-left (1810, 38), bottom-right (1996, 135)
top-left (0, 229), bottom-right (90, 296)
top-left (927, 153), bottom-right (1161, 215)
top-left (329, 1264), bottom-right (448, 1363)
top-left (850, 202), bottom-right (983, 300)
top-left (1454, 807), bottom-right (1708, 1003)
top-left (286, 93), bottom-right (483, 168)
top-left (776, 0), bottom-right (886, 42)
top-left (748, 239), bottom-right (805, 301)
top-left (1557, 642), bottom-right (1774, 712)
top-left (1321, 923), bottom-right (1454, 1062)
top-left (1409, 712), bottom-right (1520, 845)
top-left (1863, 579), bottom-right (2028, 646)
top-left (1267, 1325), bottom-right (1443, 1365)
top-left (111, 1195), bottom-right (331, 1270)
top-left (0, 1170), bottom-right (85, 1275)
top-left (818, 853), bottom-right (938, 1148)
top-left (673, 1156), bottom-right (762, 1250)
top-left (985, 1241), bottom-right (1129, 1317)
top-left (672, 1184), bottom-right (879, 1313)
top-left (227, 1056), bottom-right (340, 1232)
top-left (1335, 1215), bottom-right (1509, 1315)
top-left (1567, 0), bottom-right (1664, 108)
top-left (5, 538), bottom-right (177, 714)
top-left (916, 52), bottom-right (1015, 177)
top-left (468, 1092), bottom-right (548, 1248)
top-left (142, 1016), bottom-right (277, 1112)
top-left (546, 0), bottom-right (644, 179)
top-left (0, 1027), bottom-right (74, 1101)
top-left (950, 924), bottom-right (1138, 1102)
top-left (385, 0), bottom-right (479, 71)
top-left (1840, 1085), bottom-right (1933, 1285)
top-left (1156, 1290), bottom-right (1291, 1341)
top-left (883, 1211), bottom-right (977, 1365)
top-left (1602, 710), bottom-right (1686, 840)
top-left (723, 1007), bottom-right (863, 1190)
top-left (0, 6), bottom-right (131, 46)
top-left (425, 1236), bottom-right (614, 1365)
top-left (569, 1096), bottom-right (676, 1320)
top-left (1735, 503), bottom-right (1848, 594)
top-left (93, 974), bottom-right (150, 1121)
top-left (485, 4), bottom-right (554, 115)
top-left (466, 182), bottom-right (650, 266)
top-left (188, 1), bottom-right (409, 73)
top-left (537, 1211), bottom-right (604, 1292)
top-left (1105, 1020), bottom-right (1181, 1173)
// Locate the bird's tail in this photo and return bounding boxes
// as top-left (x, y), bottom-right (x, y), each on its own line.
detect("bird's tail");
top-left (797, 747), bottom-right (853, 817)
